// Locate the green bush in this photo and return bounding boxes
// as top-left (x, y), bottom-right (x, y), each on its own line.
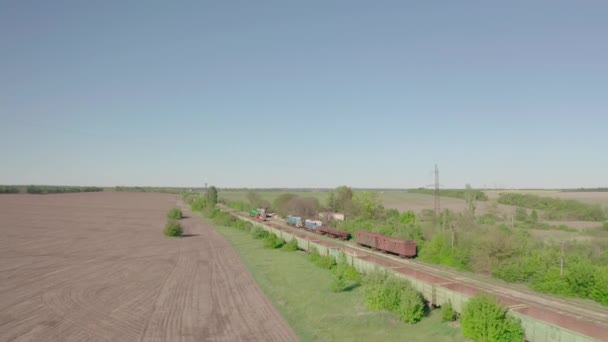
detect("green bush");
top-left (252, 227), bottom-right (270, 239)
top-left (163, 220), bottom-right (183, 237)
top-left (263, 234), bottom-right (286, 249)
top-left (166, 208), bottom-right (183, 220)
top-left (309, 248), bottom-right (337, 269)
top-left (282, 239), bottom-right (299, 252)
top-left (191, 196), bottom-right (208, 211)
top-left (363, 273), bottom-right (404, 311)
top-left (333, 263), bottom-right (361, 283)
top-left (460, 295), bottom-right (524, 342)
top-left (330, 276), bottom-right (347, 292)
top-left (441, 300), bottom-right (457, 322)
top-left (397, 288), bottom-right (425, 324)
top-left (362, 272), bottom-right (425, 323)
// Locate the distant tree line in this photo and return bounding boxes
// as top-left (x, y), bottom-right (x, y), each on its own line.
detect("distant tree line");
top-left (114, 186), bottom-right (185, 194)
top-left (0, 185), bottom-right (20, 194)
top-left (408, 188), bottom-right (488, 201)
top-left (561, 188), bottom-right (608, 192)
top-left (25, 185), bottom-right (103, 194)
top-left (498, 193), bottom-right (606, 221)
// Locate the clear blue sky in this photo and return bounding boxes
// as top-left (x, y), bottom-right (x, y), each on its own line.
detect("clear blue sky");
top-left (1, 1), bottom-right (606, 188)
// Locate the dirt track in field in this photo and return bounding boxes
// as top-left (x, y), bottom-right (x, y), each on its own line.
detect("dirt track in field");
top-left (0, 192), bottom-right (296, 342)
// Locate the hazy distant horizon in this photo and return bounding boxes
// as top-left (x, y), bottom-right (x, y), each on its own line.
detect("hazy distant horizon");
top-left (3, 184), bottom-right (608, 192)
top-left (2, 2), bottom-right (607, 188)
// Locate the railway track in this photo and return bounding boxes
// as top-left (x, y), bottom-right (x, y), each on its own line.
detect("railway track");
top-left (224, 207), bottom-right (608, 338)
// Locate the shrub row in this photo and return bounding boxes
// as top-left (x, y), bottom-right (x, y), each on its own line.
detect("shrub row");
top-left (26, 185), bottom-right (103, 194)
top-left (498, 193), bottom-right (605, 221)
top-left (409, 188), bottom-right (488, 201)
top-left (0, 185), bottom-right (20, 194)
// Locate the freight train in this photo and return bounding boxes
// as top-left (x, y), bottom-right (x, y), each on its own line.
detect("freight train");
top-left (285, 215), bottom-right (350, 240)
top-left (282, 214), bottom-right (414, 256)
top-left (355, 231), bottom-right (417, 258)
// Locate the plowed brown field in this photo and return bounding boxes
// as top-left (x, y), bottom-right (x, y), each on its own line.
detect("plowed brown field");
top-left (0, 192), bottom-right (296, 342)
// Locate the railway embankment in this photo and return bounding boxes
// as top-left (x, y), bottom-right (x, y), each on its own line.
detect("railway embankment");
top-left (225, 208), bottom-right (608, 342)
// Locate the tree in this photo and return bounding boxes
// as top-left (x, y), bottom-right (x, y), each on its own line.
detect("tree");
top-left (464, 184), bottom-right (477, 216)
top-left (246, 190), bottom-right (269, 209)
top-left (353, 192), bottom-right (384, 220)
top-left (286, 196), bottom-right (320, 218)
top-left (205, 186), bottom-right (218, 206)
top-left (530, 209), bottom-right (539, 223)
top-left (327, 186), bottom-right (354, 212)
top-left (273, 193), bottom-right (297, 217)
top-left (514, 207), bottom-right (528, 222)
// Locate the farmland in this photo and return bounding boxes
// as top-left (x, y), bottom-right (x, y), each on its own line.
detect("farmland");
top-left (0, 192), bottom-right (295, 342)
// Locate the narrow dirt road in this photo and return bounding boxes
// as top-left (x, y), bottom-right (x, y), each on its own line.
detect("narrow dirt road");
top-left (0, 192), bottom-right (297, 342)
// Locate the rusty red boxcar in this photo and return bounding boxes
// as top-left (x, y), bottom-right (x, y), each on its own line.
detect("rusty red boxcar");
top-left (356, 231), bottom-right (416, 258)
top-left (318, 226), bottom-right (350, 240)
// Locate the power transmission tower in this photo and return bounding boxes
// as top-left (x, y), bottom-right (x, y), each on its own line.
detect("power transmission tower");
top-left (434, 164), bottom-right (440, 217)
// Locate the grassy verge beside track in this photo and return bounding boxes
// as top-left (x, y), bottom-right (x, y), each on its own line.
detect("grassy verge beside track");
top-left (206, 218), bottom-right (464, 342)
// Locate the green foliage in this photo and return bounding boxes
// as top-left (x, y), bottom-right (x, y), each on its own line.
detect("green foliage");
top-left (460, 295), bottom-right (524, 342)
top-left (228, 200), bottom-right (250, 212)
top-left (0, 185), bottom-right (20, 194)
top-left (353, 192), bottom-right (384, 220)
top-left (333, 263), bottom-right (361, 283)
top-left (418, 233), bottom-right (469, 270)
top-left (205, 186), bottom-right (218, 206)
top-left (326, 186), bottom-right (355, 212)
top-left (282, 238), bottom-right (299, 252)
top-left (246, 190), bottom-right (270, 209)
top-left (409, 188), bottom-right (488, 201)
top-left (276, 195), bottom-right (321, 218)
top-left (163, 220), bottom-right (183, 237)
top-left (514, 207), bottom-right (528, 221)
top-left (530, 209), bottom-right (538, 223)
top-left (166, 208), bottom-right (183, 220)
top-left (590, 266), bottom-right (608, 305)
top-left (362, 272), bottom-right (425, 324)
top-left (464, 184), bottom-right (477, 216)
top-left (492, 241), bottom-right (608, 307)
top-left (330, 275), bottom-right (348, 292)
top-left (309, 248), bottom-right (337, 269)
top-left (498, 192), bottom-right (606, 221)
top-left (26, 185), bottom-right (103, 194)
top-left (251, 227), bottom-right (270, 239)
top-left (263, 233), bottom-right (286, 249)
top-left (116, 186), bottom-right (184, 193)
top-left (441, 300), bottom-right (457, 322)
top-left (273, 193), bottom-right (297, 217)
top-left (476, 214), bottom-right (498, 225)
top-left (397, 288), bottom-right (426, 324)
top-left (336, 213), bottom-right (424, 247)
top-left (191, 195), bottom-right (208, 211)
